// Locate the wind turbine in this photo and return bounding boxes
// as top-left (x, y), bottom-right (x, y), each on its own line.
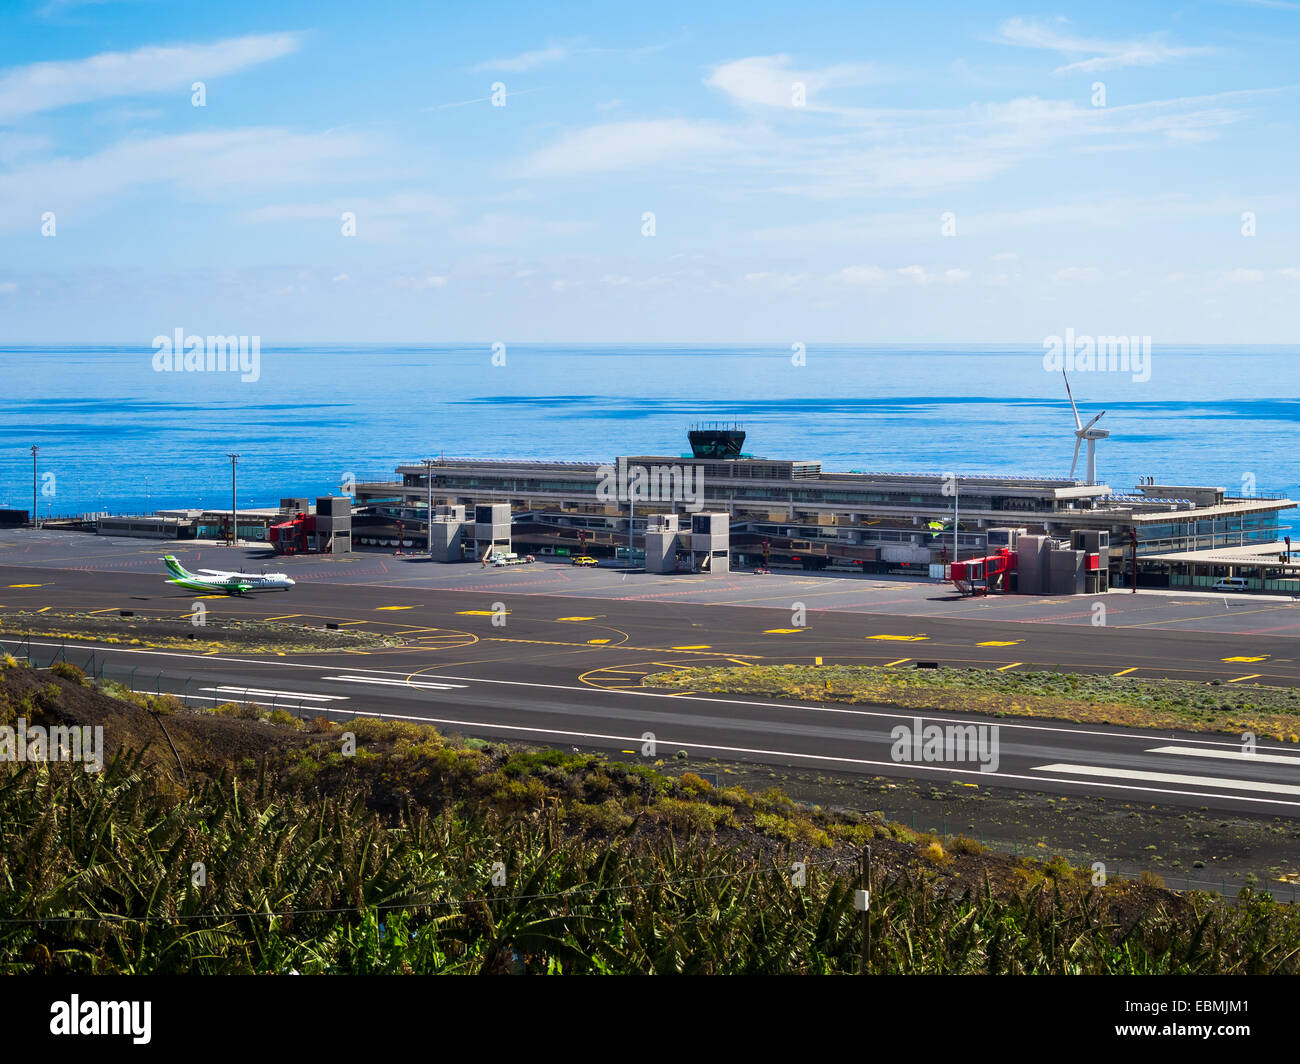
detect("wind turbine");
top-left (1063, 370), bottom-right (1109, 485)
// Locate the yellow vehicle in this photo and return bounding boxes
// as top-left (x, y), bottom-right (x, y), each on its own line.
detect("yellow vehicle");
top-left (572, 555), bottom-right (599, 567)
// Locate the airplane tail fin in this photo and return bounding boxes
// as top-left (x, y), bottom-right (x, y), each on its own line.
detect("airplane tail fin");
top-left (162, 554), bottom-right (193, 581)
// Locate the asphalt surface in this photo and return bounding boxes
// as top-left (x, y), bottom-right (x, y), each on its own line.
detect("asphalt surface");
top-left (2, 529), bottom-right (1299, 816)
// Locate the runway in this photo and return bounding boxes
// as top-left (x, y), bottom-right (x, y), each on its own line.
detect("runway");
top-left (2, 530), bottom-right (1300, 816)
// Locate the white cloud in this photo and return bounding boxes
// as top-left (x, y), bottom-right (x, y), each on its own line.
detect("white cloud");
top-left (996, 17), bottom-right (1215, 74)
top-left (472, 40), bottom-right (596, 73)
top-left (519, 119), bottom-right (735, 176)
top-left (1223, 267), bottom-right (1264, 282)
top-left (705, 54), bottom-right (880, 111)
top-left (242, 192), bottom-right (454, 225)
top-left (0, 128), bottom-right (374, 233)
top-left (0, 33), bottom-right (302, 121)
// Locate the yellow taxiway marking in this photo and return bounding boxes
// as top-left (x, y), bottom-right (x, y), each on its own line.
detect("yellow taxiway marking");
top-left (375, 605), bottom-right (418, 611)
top-left (265, 614), bottom-right (302, 621)
top-left (884, 658), bottom-right (911, 667)
top-left (457, 609), bottom-right (508, 616)
top-left (556, 616), bottom-right (599, 621)
top-left (868, 634), bottom-right (929, 641)
top-left (587, 638), bottom-right (611, 644)
top-left (1228, 674), bottom-right (1262, 683)
top-left (35, 606), bottom-right (51, 613)
top-left (1222, 655), bottom-right (1268, 663)
top-left (1113, 667), bottom-right (1139, 676)
top-left (87, 608), bottom-right (119, 615)
top-left (672, 644), bottom-right (712, 650)
top-left (6, 583), bottom-right (46, 588)
top-left (764, 628), bottom-right (806, 634)
top-left (996, 662), bottom-right (1023, 671)
top-left (335, 620), bottom-right (367, 626)
top-left (978, 640), bottom-right (1022, 647)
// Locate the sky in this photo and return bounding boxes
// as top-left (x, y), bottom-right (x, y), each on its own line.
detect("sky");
top-left (1, 0), bottom-right (1299, 343)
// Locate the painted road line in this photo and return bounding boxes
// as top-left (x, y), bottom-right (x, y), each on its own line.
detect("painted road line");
top-left (200, 686), bottom-right (348, 702)
top-left (1228, 674), bottom-right (1262, 683)
top-left (1146, 745), bottom-right (1300, 766)
top-left (322, 675), bottom-right (468, 691)
top-left (868, 634), bottom-right (929, 641)
top-left (884, 658), bottom-right (911, 667)
top-left (1113, 667), bottom-right (1138, 676)
top-left (978, 640), bottom-right (1022, 647)
top-left (1031, 763), bottom-right (1300, 797)
top-left (996, 662), bottom-right (1023, 671)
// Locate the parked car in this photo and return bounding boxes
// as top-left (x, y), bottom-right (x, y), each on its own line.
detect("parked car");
top-left (1212, 577), bottom-right (1249, 592)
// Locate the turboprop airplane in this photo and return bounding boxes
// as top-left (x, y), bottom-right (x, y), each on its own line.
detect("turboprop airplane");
top-left (162, 554), bottom-right (295, 595)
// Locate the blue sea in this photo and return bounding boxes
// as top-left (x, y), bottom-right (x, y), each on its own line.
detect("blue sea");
top-left (0, 344), bottom-right (1296, 517)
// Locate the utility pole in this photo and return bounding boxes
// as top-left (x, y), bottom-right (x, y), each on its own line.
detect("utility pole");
top-left (858, 845), bottom-right (872, 975)
top-left (423, 458), bottom-right (434, 555)
top-left (952, 478), bottom-right (960, 563)
top-left (227, 453), bottom-right (240, 547)
top-left (30, 445), bottom-right (38, 530)
top-left (1130, 528), bottom-right (1138, 594)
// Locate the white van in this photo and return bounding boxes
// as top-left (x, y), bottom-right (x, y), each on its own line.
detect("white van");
top-left (1212, 577), bottom-right (1249, 592)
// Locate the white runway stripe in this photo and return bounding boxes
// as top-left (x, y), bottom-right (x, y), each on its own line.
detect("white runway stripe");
top-left (1032, 763), bottom-right (1300, 797)
top-left (200, 686), bottom-right (348, 702)
top-left (1146, 745), bottom-right (1300, 766)
top-left (323, 674), bottom-right (468, 691)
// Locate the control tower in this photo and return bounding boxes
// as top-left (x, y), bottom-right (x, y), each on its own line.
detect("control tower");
top-left (688, 422), bottom-right (746, 459)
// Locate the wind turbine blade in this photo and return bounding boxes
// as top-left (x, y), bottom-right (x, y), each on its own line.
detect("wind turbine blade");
top-left (1083, 411), bottom-right (1105, 431)
top-left (1062, 369), bottom-right (1082, 429)
top-left (1070, 436), bottom-right (1082, 478)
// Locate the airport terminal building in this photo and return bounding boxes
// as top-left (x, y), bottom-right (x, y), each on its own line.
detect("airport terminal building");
top-left (355, 428), bottom-right (1298, 591)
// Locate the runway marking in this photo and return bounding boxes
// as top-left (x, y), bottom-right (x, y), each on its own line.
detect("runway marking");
top-left (868, 634), bottom-right (928, 641)
top-left (200, 685), bottom-right (348, 702)
top-left (312, 710), bottom-right (1300, 810)
top-left (1032, 763), bottom-right (1300, 797)
top-left (884, 658), bottom-right (911, 667)
top-left (978, 640), bottom-right (1022, 647)
top-left (1146, 745), bottom-right (1300, 766)
top-left (996, 662), bottom-right (1023, 671)
top-left (1223, 655), bottom-right (1268, 663)
top-left (1113, 667), bottom-right (1138, 676)
top-left (19, 638), bottom-right (1300, 754)
top-left (322, 674), bottom-right (468, 691)
top-left (1228, 674), bottom-right (1262, 683)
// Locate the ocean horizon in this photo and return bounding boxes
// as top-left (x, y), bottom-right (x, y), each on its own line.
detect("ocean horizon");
top-left (2, 343), bottom-right (1297, 519)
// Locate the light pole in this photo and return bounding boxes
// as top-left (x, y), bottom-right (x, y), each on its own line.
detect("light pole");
top-left (227, 453), bottom-right (240, 547)
top-left (423, 458), bottom-right (434, 555)
top-left (30, 445), bottom-right (37, 529)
